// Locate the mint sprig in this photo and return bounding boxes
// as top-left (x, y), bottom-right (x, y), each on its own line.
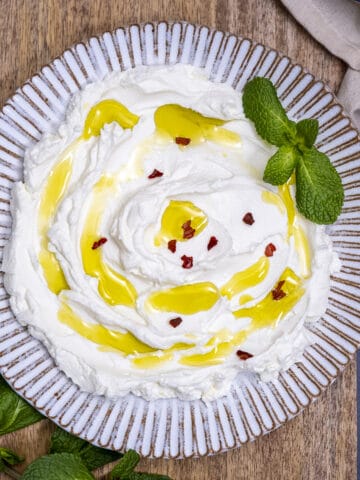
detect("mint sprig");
top-left (242, 77), bottom-right (344, 224)
top-left (0, 447), bottom-right (23, 479)
top-left (21, 453), bottom-right (95, 480)
top-left (0, 377), bottom-right (43, 436)
top-left (110, 450), bottom-right (172, 480)
top-left (50, 427), bottom-right (121, 471)
top-left (0, 448), bottom-right (23, 470)
top-left (0, 374), bottom-right (172, 480)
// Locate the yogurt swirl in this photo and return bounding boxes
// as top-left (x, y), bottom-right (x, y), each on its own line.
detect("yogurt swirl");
top-left (3, 65), bottom-right (339, 400)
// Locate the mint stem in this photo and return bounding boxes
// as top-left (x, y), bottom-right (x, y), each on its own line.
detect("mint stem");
top-left (3, 465), bottom-right (21, 480)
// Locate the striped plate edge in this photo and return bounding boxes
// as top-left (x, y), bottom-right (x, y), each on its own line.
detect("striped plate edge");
top-left (0, 21), bottom-right (359, 458)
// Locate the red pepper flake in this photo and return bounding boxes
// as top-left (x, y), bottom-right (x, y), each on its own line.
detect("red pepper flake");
top-left (242, 212), bottom-right (255, 225)
top-left (175, 136), bottom-right (191, 146)
top-left (265, 243), bottom-right (277, 257)
top-left (91, 237), bottom-right (108, 250)
top-left (207, 236), bottom-right (218, 250)
top-left (148, 169), bottom-right (163, 179)
top-left (272, 280), bottom-right (286, 301)
top-left (181, 255), bottom-right (193, 269)
top-left (236, 350), bottom-right (253, 360)
top-left (168, 239), bottom-right (177, 253)
top-left (182, 220), bottom-right (196, 240)
top-left (169, 317), bottom-right (182, 328)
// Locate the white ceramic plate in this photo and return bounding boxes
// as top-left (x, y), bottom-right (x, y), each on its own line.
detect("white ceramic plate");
top-left (0, 21), bottom-right (359, 458)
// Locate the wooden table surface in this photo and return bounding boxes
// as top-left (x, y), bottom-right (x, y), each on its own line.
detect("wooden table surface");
top-left (0, 1), bottom-right (356, 479)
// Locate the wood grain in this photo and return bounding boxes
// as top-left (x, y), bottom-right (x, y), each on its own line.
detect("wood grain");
top-left (0, 1), bottom-right (355, 479)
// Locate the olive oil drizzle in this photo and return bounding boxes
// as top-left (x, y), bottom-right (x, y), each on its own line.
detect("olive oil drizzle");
top-left (36, 99), bottom-right (310, 369)
top-left (180, 268), bottom-right (304, 366)
top-left (80, 175), bottom-right (137, 307)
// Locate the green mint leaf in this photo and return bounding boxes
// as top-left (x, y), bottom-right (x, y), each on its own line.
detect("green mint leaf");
top-left (0, 447), bottom-right (23, 467)
top-left (296, 118), bottom-right (319, 148)
top-left (296, 147), bottom-right (344, 224)
top-left (243, 77), bottom-right (342, 226)
top-left (242, 77), bottom-right (296, 147)
top-left (110, 450), bottom-right (173, 480)
top-left (263, 145), bottom-right (299, 185)
top-left (21, 453), bottom-right (95, 480)
top-left (50, 427), bottom-right (121, 471)
top-left (110, 450), bottom-right (140, 479)
top-left (0, 376), bottom-right (43, 436)
top-left (0, 447), bottom-right (23, 473)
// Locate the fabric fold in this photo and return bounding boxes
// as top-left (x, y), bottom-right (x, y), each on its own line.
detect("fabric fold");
top-left (281, 0), bottom-right (360, 128)
top-left (338, 68), bottom-right (360, 127)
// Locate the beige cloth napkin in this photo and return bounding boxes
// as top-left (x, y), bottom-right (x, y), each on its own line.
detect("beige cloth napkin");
top-left (281, 0), bottom-right (360, 129)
